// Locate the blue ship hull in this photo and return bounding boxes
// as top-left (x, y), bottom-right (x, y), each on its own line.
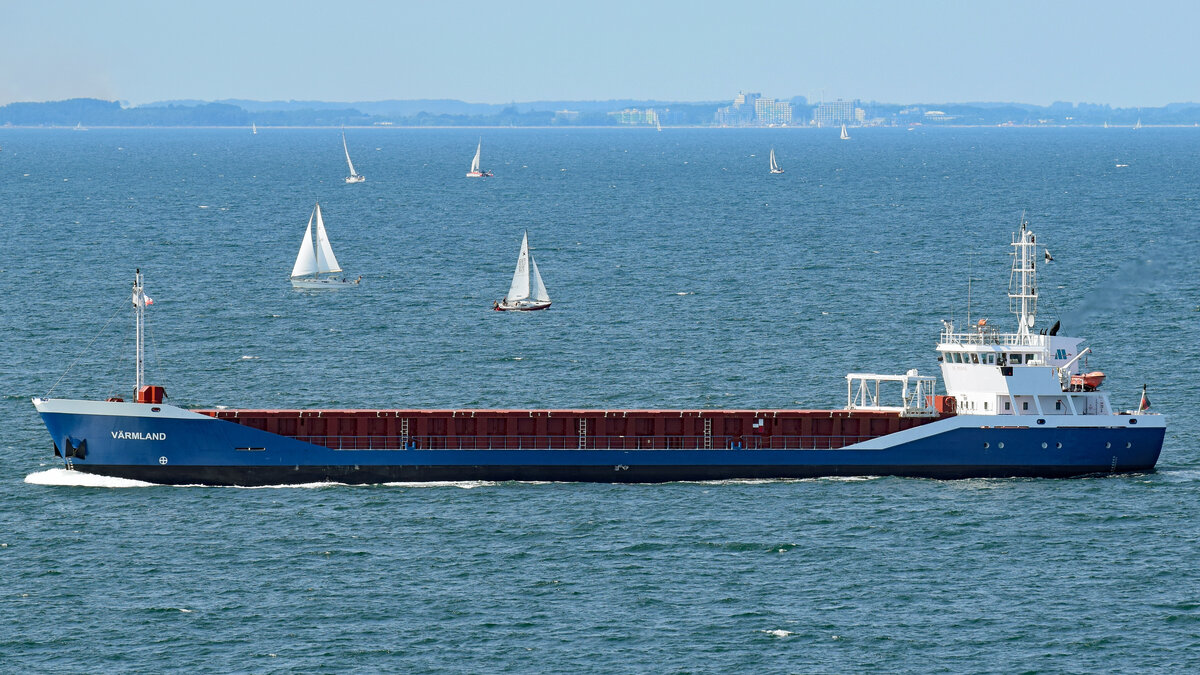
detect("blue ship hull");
top-left (35, 400), bottom-right (1165, 485)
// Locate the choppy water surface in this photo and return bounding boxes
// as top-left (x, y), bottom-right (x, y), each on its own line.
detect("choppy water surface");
top-left (1, 127), bottom-right (1198, 672)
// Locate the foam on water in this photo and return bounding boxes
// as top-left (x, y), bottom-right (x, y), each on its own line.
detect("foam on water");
top-left (25, 468), bottom-right (156, 488)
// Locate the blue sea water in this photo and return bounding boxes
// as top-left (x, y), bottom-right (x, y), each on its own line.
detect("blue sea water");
top-left (1, 127), bottom-right (1198, 672)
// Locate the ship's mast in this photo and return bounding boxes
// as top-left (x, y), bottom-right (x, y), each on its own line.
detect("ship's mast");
top-left (1008, 216), bottom-right (1038, 336)
top-left (134, 268), bottom-right (144, 396)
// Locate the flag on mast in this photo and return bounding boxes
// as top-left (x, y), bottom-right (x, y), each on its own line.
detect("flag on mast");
top-left (1139, 385), bottom-right (1151, 411)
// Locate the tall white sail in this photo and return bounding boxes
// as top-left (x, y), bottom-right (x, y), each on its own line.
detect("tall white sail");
top-left (530, 255), bottom-right (549, 303)
top-left (343, 132), bottom-right (358, 177)
top-left (840, 123), bottom-right (850, 140)
top-left (291, 213), bottom-right (318, 278)
top-left (313, 204), bottom-right (342, 274)
top-left (470, 141), bottom-right (482, 173)
top-left (770, 148), bottom-right (779, 172)
top-left (506, 232), bottom-right (531, 301)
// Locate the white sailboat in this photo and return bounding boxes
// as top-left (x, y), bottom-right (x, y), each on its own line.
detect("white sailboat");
top-left (769, 148), bottom-right (784, 174)
top-left (252, 122), bottom-right (257, 135)
top-left (656, 115), bottom-right (662, 132)
top-left (494, 231), bottom-right (550, 311)
top-left (466, 139), bottom-right (493, 177)
top-left (290, 203), bottom-right (360, 289)
top-left (1133, 118), bottom-right (1143, 130)
top-left (840, 123), bottom-right (851, 140)
top-left (342, 129), bottom-right (365, 183)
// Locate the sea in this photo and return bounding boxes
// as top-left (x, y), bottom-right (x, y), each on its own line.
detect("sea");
top-left (1, 126), bottom-right (1197, 673)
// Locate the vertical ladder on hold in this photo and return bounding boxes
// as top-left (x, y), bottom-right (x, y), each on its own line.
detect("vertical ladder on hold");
top-left (400, 418), bottom-right (410, 449)
top-left (578, 418), bottom-right (587, 449)
top-left (703, 417), bottom-right (713, 450)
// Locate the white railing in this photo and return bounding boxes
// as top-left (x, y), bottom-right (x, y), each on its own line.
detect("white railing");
top-left (846, 370), bottom-right (939, 417)
top-left (939, 329), bottom-right (1047, 347)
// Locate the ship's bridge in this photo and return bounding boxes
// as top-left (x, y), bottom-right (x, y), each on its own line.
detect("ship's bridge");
top-left (933, 220), bottom-right (1115, 418)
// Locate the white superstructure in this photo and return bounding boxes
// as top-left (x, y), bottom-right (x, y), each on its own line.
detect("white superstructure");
top-left (937, 219), bottom-right (1112, 417)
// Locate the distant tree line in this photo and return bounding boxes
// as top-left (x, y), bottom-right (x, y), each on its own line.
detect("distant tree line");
top-left (3, 97), bottom-right (1200, 127)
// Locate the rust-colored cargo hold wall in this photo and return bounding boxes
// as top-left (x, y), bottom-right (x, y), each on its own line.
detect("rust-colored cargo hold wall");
top-left (194, 408), bottom-right (943, 451)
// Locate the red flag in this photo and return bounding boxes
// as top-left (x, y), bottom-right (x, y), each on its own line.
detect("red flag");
top-left (1139, 387), bottom-right (1151, 411)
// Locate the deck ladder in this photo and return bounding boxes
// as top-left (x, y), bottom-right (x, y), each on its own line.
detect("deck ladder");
top-left (703, 418), bottom-right (713, 449)
top-left (578, 418), bottom-right (587, 449)
top-left (400, 418), bottom-right (409, 448)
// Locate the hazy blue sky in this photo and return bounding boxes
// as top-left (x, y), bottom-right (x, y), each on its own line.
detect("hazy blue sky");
top-left (3, 0), bottom-right (1197, 107)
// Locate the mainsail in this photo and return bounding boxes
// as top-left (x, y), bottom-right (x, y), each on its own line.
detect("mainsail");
top-left (343, 132), bottom-right (358, 177)
top-left (770, 148), bottom-right (780, 172)
top-left (506, 232), bottom-right (531, 301)
top-left (470, 141), bottom-right (482, 173)
top-left (292, 204), bottom-right (342, 279)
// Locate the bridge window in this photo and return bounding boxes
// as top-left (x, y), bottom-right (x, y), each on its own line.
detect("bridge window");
top-left (1011, 354), bottom-right (1023, 364)
top-left (1005, 401), bottom-right (1011, 411)
top-left (970, 353), bottom-right (979, 364)
top-left (1022, 402), bottom-right (1029, 411)
top-left (985, 353), bottom-right (995, 364)
top-left (1055, 400), bottom-right (1062, 410)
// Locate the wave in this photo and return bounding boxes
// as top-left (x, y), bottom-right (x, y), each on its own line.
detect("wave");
top-left (25, 468), bottom-right (156, 488)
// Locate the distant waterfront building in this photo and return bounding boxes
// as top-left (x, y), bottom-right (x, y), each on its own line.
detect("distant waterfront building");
top-left (814, 99), bottom-right (858, 126)
top-left (608, 108), bottom-right (657, 125)
top-left (717, 91), bottom-right (780, 126)
top-left (754, 97), bottom-right (793, 125)
top-left (554, 109), bottom-right (580, 122)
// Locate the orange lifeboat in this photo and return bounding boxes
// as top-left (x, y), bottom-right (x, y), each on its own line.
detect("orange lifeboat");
top-left (1070, 371), bottom-right (1106, 391)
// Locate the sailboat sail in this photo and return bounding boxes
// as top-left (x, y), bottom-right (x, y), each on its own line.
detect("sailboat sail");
top-left (506, 233), bottom-right (531, 301)
top-left (770, 149), bottom-right (780, 172)
top-left (840, 123), bottom-right (850, 140)
top-left (291, 214), bottom-right (318, 278)
top-left (343, 132), bottom-right (358, 177)
top-left (530, 256), bottom-right (549, 303)
top-left (470, 141), bottom-right (482, 173)
top-left (313, 204), bottom-right (342, 274)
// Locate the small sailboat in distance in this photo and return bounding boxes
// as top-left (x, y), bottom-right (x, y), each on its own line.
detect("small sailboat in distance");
top-left (290, 203), bottom-right (361, 289)
top-left (342, 128), bottom-right (365, 183)
top-left (494, 231), bottom-right (550, 311)
top-left (252, 122), bottom-right (257, 134)
top-left (769, 148), bottom-right (784, 174)
top-left (466, 139), bottom-right (493, 177)
top-left (840, 123), bottom-right (851, 140)
top-left (656, 115), bottom-right (662, 132)
top-left (1133, 118), bottom-right (1143, 130)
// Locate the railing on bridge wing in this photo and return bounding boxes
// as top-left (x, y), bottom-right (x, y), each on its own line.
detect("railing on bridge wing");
top-left (292, 434), bottom-right (877, 451)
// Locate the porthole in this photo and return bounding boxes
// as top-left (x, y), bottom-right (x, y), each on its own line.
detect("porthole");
top-left (1056, 442), bottom-right (1062, 449)
top-left (1129, 418), bottom-right (1138, 425)
top-left (1105, 442), bottom-right (1111, 449)
top-left (1037, 419), bottom-right (1046, 425)
top-left (1041, 442), bottom-right (1048, 449)
top-left (983, 442), bottom-right (990, 449)
top-left (998, 442), bottom-right (1005, 449)
top-left (1126, 442), bottom-right (1132, 449)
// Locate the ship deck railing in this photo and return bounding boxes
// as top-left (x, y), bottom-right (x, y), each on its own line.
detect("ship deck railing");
top-left (291, 434), bottom-right (880, 452)
top-left (940, 330), bottom-right (1047, 347)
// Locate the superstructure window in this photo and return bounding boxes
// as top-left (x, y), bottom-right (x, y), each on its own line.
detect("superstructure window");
top-left (1055, 400), bottom-right (1062, 410)
top-left (1011, 354), bottom-right (1023, 364)
top-left (970, 353), bottom-right (979, 364)
top-left (1022, 402), bottom-right (1029, 411)
top-left (1005, 401), bottom-right (1011, 411)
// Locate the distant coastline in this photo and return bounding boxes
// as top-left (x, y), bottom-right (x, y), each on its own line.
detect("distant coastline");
top-left (2, 97), bottom-right (1199, 128)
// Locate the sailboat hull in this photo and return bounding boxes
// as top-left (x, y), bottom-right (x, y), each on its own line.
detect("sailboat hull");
top-left (466, 171), bottom-right (493, 178)
top-left (345, 175), bottom-right (365, 184)
top-left (495, 300), bottom-right (551, 311)
top-left (291, 277), bottom-right (360, 289)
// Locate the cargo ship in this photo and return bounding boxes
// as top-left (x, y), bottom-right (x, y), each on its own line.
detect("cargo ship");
top-left (33, 222), bottom-right (1165, 485)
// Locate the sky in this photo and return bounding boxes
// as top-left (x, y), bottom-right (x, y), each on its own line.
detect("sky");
top-left (2, 0), bottom-right (1198, 108)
